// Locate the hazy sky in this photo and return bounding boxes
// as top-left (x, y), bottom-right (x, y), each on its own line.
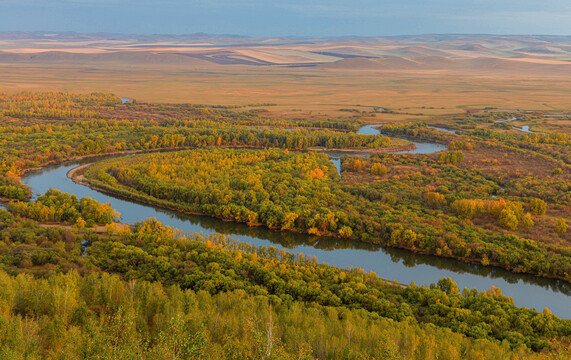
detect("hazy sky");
top-left (1, 0), bottom-right (570, 36)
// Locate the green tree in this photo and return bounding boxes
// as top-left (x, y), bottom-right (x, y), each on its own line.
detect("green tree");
top-left (521, 213), bottom-right (534, 228)
top-left (370, 163), bottom-right (388, 175)
top-left (74, 217), bottom-right (86, 233)
top-left (529, 198), bottom-right (547, 215)
top-left (424, 192), bottom-right (446, 208)
top-left (437, 277), bottom-right (460, 295)
top-left (499, 208), bottom-right (518, 230)
top-left (555, 219), bottom-right (568, 233)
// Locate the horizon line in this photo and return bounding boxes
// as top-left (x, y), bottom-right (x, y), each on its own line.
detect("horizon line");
top-left (1, 30), bottom-right (571, 39)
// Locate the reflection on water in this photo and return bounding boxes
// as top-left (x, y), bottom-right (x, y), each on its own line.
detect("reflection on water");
top-left (356, 124), bottom-right (384, 135)
top-left (513, 125), bottom-right (535, 134)
top-left (357, 124), bottom-right (447, 155)
top-left (21, 155), bottom-right (571, 318)
top-left (427, 125), bottom-right (458, 134)
top-left (19, 120), bottom-right (571, 318)
top-left (322, 123), bottom-right (447, 177)
top-left (322, 151), bottom-right (371, 178)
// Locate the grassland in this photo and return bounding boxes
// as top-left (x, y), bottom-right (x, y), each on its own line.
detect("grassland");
top-left (1, 33), bottom-right (571, 120)
top-left (1, 64), bottom-right (571, 114)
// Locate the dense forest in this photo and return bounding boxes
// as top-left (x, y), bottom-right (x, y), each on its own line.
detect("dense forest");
top-left (0, 91), bottom-right (570, 358)
top-left (80, 146), bottom-right (570, 283)
top-left (0, 91), bottom-right (402, 203)
top-left (0, 211), bottom-right (570, 358)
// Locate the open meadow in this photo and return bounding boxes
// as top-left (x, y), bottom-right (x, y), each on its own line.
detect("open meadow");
top-left (1, 33), bottom-right (571, 117)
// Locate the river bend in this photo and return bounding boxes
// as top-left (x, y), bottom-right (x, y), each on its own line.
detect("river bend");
top-left (19, 124), bottom-right (571, 318)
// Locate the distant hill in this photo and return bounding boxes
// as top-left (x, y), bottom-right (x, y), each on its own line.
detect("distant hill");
top-left (1, 32), bottom-right (570, 74)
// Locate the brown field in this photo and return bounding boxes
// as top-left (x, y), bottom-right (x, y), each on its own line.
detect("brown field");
top-left (1, 33), bottom-right (571, 121)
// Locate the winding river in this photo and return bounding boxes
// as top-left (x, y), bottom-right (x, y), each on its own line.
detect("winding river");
top-left (327, 124), bottom-right (447, 176)
top-left (19, 124), bottom-right (571, 318)
top-left (495, 116), bottom-right (543, 134)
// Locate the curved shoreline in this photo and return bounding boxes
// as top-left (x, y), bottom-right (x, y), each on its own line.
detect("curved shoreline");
top-left (20, 146), bottom-right (571, 316)
top-left (16, 127), bottom-right (567, 287)
top-left (309, 143), bottom-right (416, 154)
top-left (67, 157), bottom-right (569, 285)
top-left (19, 119), bottom-right (417, 180)
top-left (67, 162), bottom-right (412, 289)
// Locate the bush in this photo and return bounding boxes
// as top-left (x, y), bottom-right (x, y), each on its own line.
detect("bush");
top-left (555, 219), bottom-right (567, 233)
top-left (499, 208), bottom-right (518, 231)
top-left (529, 198), bottom-right (547, 215)
top-left (370, 163), bottom-right (388, 175)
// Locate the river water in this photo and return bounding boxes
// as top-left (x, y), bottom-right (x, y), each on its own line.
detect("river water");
top-left (427, 125), bottom-right (458, 134)
top-left (495, 117), bottom-right (518, 123)
top-left (513, 125), bottom-right (534, 134)
top-left (357, 124), bottom-right (447, 154)
top-left (315, 124), bottom-right (447, 177)
top-left (19, 124), bottom-right (571, 318)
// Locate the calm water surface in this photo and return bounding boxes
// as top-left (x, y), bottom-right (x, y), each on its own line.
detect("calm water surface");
top-left (357, 124), bottom-right (447, 154)
top-left (322, 124), bottom-right (447, 176)
top-left (19, 124), bottom-right (571, 318)
top-left (513, 125), bottom-right (535, 134)
top-left (427, 125), bottom-right (458, 134)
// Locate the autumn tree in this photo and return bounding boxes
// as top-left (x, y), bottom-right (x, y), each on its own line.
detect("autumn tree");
top-left (556, 219), bottom-right (568, 233)
top-left (370, 163), bottom-right (388, 175)
top-left (499, 208), bottom-right (519, 230)
top-left (521, 213), bottom-right (534, 228)
top-left (529, 198), bottom-right (547, 215)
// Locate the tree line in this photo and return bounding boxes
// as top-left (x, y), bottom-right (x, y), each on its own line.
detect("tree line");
top-left (82, 148), bottom-right (571, 283)
top-left (0, 211), bottom-right (569, 358)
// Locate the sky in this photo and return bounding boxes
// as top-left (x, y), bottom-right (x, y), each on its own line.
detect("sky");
top-left (0, 0), bottom-right (570, 37)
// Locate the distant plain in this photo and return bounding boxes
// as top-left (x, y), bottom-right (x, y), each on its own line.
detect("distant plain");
top-left (1, 33), bottom-right (571, 119)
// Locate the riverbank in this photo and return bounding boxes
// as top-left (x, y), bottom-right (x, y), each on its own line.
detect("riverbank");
top-left (20, 157), bottom-right (571, 318)
top-left (70, 163), bottom-right (416, 289)
top-left (37, 221), bottom-right (132, 234)
top-left (68, 158), bottom-right (570, 286)
top-left (69, 161), bottom-right (344, 233)
top-left (309, 143), bottom-right (415, 154)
